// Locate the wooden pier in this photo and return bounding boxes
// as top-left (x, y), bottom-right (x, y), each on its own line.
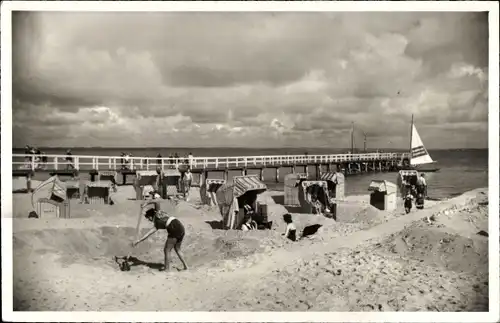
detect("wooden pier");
top-left (12, 152), bottom-right (409, 190)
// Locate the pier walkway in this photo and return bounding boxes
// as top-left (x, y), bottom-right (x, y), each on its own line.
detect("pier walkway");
top-left (12, 152), bottom-right (409, 187)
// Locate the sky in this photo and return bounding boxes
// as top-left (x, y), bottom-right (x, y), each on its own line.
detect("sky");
top-left (12, 11), bottom-right (489, 149)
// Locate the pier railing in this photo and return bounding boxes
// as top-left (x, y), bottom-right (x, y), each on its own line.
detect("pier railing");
top-left (12, 152), bottom-right (408, 172)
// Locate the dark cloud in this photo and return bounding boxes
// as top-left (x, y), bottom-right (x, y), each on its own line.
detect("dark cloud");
top-left (11, 11), bottom-right (489, 148)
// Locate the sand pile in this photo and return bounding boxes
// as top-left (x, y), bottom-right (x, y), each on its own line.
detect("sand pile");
top-left (13, 223), bottom-right (275, 272)
top-left (336, 202), bottom-right (386, 224)
top-left (221, 240), bottom-right (488, 312)
top-left (381, 224), bottom-right (488, 274)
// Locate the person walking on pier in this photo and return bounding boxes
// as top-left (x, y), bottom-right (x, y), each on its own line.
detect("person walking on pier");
top-left (188, 152), bottom-right (194, 167)
top-left (65, 149), bottom-right (75, 170)
top-left (132, 191), bottom-right (189, 272)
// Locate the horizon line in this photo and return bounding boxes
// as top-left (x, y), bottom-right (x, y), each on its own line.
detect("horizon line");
top-left (12, 146), bottom-right (488, 151)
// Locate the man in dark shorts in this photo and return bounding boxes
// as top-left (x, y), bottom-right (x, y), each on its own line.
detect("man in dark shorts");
top-left (132, 192), bottom-right (188, 272)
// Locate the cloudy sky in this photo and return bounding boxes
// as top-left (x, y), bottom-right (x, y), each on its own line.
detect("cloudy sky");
top-left (12, 11), bottom-right (488, 149)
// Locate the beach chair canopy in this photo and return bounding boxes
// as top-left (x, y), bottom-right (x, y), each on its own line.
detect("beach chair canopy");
top-left (368, 180), bottom-right (397, 195)
top-left (161, 168), bottom-right (181, 185)
top-left (284, 173), bottom-right (307, 188)
top-left (320, 172), bottom-right (345, 184)
top-left (86, 180), bottom-right (112, 198)
top-left (163, 168), bottom-right (181, 177)
top-left (135, 170), bottom-right (159, 187)
top-left (397, 170), bottom-right (419, 196)
top-left (200, 179), bottom-right (226, 206)
top-left (215, 175), bottom-right (267, 229)
top-left (301, 180), bottom-right (328, 190)
top-left (232, 175), bottom-right (267, 198)
top-left (99, 171), bottom-right (118, 182)
top-left (205, 179), bottom-right (226, 192)
top-left (31, 175), bottom-right (67, 207)
top-left (298, 180), bottom-right (331, 214)
top-left (284, 173), bottom-right (307, 206)
top-left (398, 170), bottom-right (419, 177)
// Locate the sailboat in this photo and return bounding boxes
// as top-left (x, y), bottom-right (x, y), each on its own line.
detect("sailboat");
top-left (404, 115), bottom-right (440, 172)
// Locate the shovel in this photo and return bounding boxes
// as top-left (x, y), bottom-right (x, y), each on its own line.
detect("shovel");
top-left (114, 204), bottom-right (143, 271)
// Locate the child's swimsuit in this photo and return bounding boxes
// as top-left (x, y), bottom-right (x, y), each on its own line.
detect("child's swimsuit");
top-left (154, 213), bottom-right (185, 241)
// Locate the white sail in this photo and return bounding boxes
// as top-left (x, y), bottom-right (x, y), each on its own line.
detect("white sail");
top-left (410, 124), bottom-right (434, 165)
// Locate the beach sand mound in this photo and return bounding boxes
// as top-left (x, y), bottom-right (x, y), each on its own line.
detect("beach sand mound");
top-left (380, 221), bottom-right (488, 275)
top-left (13, 224), bottom-right (273, 272)
top-left (238, 239), bottom-right (488, 312)
top-left (336, 202), bottom-right (387, 224)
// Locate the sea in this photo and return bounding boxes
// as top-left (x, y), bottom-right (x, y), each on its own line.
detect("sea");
top-left (12, 147), bottom-right (488, 200)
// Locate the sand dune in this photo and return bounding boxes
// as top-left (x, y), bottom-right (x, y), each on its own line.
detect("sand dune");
top-left (11, 182), bottom-right (489, 311)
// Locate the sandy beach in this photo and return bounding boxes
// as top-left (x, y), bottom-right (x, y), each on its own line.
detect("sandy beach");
top-left (12, 178), bottom-right (489, 311)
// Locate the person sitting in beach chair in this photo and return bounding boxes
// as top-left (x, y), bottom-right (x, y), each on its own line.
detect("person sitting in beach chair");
top-left (132, 191), bottom-right (188, 272)
top-left (282, 213), bottom-right (297, 242)
top-left (310, 193), bottom-right (323, 216)
top-left (241, 215), bottom-right (257, 231)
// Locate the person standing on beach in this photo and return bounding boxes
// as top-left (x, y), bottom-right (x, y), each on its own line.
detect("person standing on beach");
top-left (132, 191), bottom-right (189, 272)
top-left (183, 167), bottom-right (193, 201)
top-left (416, 173), bottom-right (427, 197)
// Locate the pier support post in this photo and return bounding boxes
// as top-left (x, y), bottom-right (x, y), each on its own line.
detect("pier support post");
top-left (241, 169), bottom-right (246, 176)
top-left (327, 164), bottom-right (331, 173)
top-left (378, 162), bottom-right (382, 172)
top-left (259, 168), bottom-right (264, 181)
top-left (275, 167), bottom-right (280, 183)
top-left (224, 170), bottom-right (228, 182)
top-left (200, 171), bottom-right (205, 187)
top-left (316, 164), bottom-right (321, 180)
top-left (372, 162), bottom-right (376, 172)
top-left (305, 165), bottom-right (309, 178)
top-left (292, 165), bottom-right (296, 174)
top-left (26, 173), bottom-right (32, 193)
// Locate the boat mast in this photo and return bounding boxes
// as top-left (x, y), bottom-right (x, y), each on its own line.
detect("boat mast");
top-left (409, 114), bottom-right (414, 159)
top-left (351, 122), bottom-right (354, 153)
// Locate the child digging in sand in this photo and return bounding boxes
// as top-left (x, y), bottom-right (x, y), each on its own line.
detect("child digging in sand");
top-left (132, 191), bottom-right (188, 272)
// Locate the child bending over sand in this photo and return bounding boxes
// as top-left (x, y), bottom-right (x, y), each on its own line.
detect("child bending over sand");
top-left (282, 213), bottom-right (297, 242)
top-left (132, 192), bottom-right (188, 272)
